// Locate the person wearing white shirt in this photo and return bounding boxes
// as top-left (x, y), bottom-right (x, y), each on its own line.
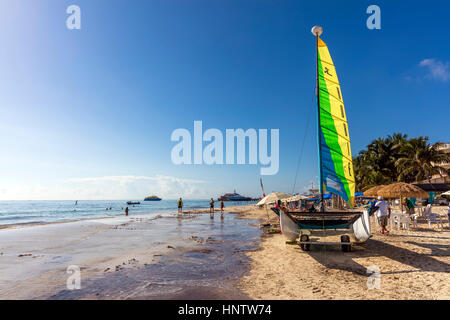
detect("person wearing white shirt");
top-left (375, 196), bottom-right (391, 235)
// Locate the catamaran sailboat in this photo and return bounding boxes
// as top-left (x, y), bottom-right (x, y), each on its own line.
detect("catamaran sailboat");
top-left (279, 26), bottom-right (371, 251)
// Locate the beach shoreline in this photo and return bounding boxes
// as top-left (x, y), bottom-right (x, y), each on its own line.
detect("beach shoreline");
top-left (0, 206), bottom-right (261, 300)
top-left (1, 203), bottom-right (449, 300)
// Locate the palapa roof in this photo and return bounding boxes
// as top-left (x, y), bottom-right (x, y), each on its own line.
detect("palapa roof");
top-left (257, 192), bottom-right (292, 205)
top-left (363, 185), bottom-right (386, 197)
top-left (377, 182), bottom-right (428, 199)
top-left (282, 194), bottom-right (309, 203)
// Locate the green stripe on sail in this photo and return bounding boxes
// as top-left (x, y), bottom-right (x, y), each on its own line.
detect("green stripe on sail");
top-left (317, 51), bottom-right (351, 201)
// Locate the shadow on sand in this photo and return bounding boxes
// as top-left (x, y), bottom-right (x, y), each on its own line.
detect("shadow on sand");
top-left (305, 237), bottom-right (450, 276)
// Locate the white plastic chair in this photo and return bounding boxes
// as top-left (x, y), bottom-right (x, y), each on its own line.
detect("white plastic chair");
top-left (428, 213), bottom-right (444, 230)
top-left (422, 204), bottom-right (432, 217)
top-left (390, 212), bottom-right (403, 230)
top-left (410, 213), bottom-right (419, 228)
top-left (399, 214), bottom-right (410, 230)
top-left (392, 215), bottom-right (401, 230)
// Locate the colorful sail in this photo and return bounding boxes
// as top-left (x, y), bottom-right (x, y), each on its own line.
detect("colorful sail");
top-left (317, 37), bottom-right (355, 207)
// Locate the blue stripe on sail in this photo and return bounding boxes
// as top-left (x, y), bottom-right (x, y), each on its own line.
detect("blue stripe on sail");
top-left (320, 129), bottom-right (349, 202)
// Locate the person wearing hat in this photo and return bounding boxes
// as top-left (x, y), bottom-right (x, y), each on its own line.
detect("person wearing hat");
top-left (375, 196), bottom-right (391, 235)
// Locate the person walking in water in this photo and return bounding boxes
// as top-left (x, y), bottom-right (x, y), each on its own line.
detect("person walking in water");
top-left (209, 198), bottom-right (215, 213)
top-left (125, 207), bottom-right (129, 216)
top-left (220, 200), bottom-right (224, 219)
top-left (177, 198), bottom-right (183, 214)
top-left (209, 198), bottom-right (215, 219)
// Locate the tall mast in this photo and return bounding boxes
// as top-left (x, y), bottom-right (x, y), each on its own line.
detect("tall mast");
top-left (312, 26), bottom-right (325, 212)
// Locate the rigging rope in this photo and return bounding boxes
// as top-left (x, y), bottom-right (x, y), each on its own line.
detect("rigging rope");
top-left (291, 85), bottom-right (316, 194)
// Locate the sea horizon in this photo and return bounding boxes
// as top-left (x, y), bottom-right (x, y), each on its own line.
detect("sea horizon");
top-left (0, 199), bottom-right (253, 228)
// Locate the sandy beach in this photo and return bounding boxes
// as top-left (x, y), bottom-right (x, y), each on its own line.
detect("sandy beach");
top-left (233, 205), bottom-right (450, 300)
top-left (1, 204), bottom-right (449, 300)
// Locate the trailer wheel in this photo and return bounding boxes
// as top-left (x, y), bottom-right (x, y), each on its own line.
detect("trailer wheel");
top-left (300, 235), bottom-right (310, 251)
top-left (341, 235), bottom-right (351, 252)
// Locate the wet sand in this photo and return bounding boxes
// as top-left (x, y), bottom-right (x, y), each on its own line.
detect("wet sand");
top-left (0, 211), bottom-right (260, 300)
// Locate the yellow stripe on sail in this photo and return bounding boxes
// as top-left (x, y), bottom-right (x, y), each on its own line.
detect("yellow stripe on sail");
top-left (317, 37), bottom-right (355, 206)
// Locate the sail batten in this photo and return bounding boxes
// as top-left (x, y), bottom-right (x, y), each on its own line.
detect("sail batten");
top-left (320, 144), bottom-right (353, 163)
top-left (321, 168), bottom-right (355, 185)
top-left (317, 36), bottom-right (355, 207)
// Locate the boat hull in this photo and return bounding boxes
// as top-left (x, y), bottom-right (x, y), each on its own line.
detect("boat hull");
top-left (285, 211), bottom-right (363, 230)
top-left (351, 210), bottom-right (371, 243)
top-left (218, 197), bottom-right (253, 201)
top-left (279, 210), bottom-right (371, 244)
top-left (280, 211), bottom-right (301, 241)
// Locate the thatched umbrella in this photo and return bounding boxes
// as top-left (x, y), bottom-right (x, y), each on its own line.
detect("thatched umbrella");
top-left (282, 194), bottom-right (309, 203)
top-left (377, 182), bottom-right (428, 212)
top-left (257, 192), bottom-right (292, 206)
top-left (363, 185), bottom-right (386, 197)
top-left (377, 182), bottom-right (428, 199)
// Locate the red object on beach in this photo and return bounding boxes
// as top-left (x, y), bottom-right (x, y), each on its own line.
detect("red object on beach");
top-left (260, 178), bottom-right (266, 198)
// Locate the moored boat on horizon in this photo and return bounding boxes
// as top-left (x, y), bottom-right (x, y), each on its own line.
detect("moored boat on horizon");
top-left (127, 201), bottom-right (140, 205)
top-left (218, 190), bottom-right (253, 201)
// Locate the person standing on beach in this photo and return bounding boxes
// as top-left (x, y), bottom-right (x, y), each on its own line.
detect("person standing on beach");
top-left (220, 200), bottom-right (224, 219)
top-left (178, 198), bottom-right (183, 214)
top-left (405, 198), bottom-right (415, 215)
top-left (209, 198), bottom-right (215, 219)
top-left (125, 207), bottom-right (129, 216)
top-left (375, 196), bottom-right (391, 235)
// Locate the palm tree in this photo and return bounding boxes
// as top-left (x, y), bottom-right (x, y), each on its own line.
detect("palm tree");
top-left (364, 134), bottom-right (406, 182)
top-left (354, 148), bottom-right (392, 191)
top-left (353, 134), bottom-right (448, 190)
top-left (396, 137), bottom-right (450, 183)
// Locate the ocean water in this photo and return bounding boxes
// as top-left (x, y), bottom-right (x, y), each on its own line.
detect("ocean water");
top-left (0, 200), bottom-right (251, 227)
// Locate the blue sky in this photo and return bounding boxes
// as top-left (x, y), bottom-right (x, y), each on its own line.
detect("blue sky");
top-left (0, 0), bottom-right (449, 200)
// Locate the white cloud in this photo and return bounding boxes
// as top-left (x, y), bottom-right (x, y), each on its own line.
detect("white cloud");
top-left (67, 175), bottom-right (204, 184)
top-left (0, 175), bottom-right (209, 200)
top-left (419, 58), bottom-right (450, 82)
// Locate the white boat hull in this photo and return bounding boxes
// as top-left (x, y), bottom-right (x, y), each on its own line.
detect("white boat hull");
top-left (280, 209), bottom-right (371, 244)
top-left (280, 211), bottom-right (300, 241)
top-left (351, 209), bottom-right (371, 243)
